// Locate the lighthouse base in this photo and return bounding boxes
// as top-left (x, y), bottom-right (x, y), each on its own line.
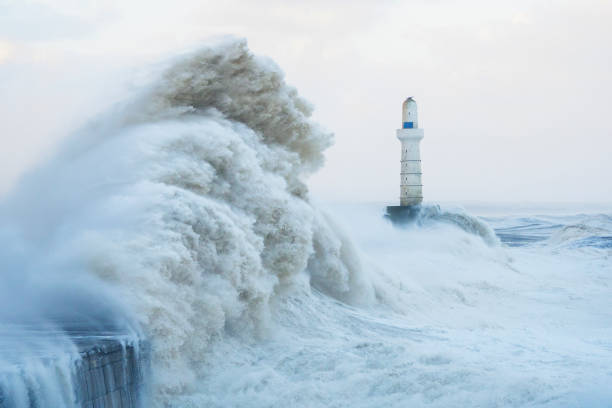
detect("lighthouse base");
top-left (385, 205), bottom-right (422, 226)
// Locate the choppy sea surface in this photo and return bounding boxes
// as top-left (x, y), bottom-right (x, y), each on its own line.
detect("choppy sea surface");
top-left (189, 202), bottom-right (612, 408)
top-left (2, 201), bottom-right (610, 407)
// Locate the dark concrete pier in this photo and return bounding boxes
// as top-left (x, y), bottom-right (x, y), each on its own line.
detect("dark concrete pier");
top-left (0, 335), bottom-right (150, 408)
top-left (74, 340), bottom-right (150, 408)
top-left (385, 205), bottom-right (421, 225)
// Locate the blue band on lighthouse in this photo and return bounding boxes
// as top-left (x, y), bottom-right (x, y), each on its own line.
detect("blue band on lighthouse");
top-left (403, 122), bottom-right (414, 129)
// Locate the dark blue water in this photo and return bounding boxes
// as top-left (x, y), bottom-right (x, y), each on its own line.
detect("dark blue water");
top-left (484, 213), bottom-right (612, 249)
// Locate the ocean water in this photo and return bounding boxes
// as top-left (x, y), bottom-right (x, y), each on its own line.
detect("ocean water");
top-left (181, 203), bottom-right (612, 407)
top-left (0, 38), bottom-right (610, 407)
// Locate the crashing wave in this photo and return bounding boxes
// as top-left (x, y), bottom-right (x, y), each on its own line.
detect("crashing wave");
top-left (415, 205), bottom-right (500, 246)
top-left (546, 215), bottom-right (612, 248)
top-left (0, 38), bottom-right (373, 404)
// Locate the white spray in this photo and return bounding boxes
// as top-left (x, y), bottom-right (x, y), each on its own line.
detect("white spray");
top-left (0, 38), bottom-right (373, 404)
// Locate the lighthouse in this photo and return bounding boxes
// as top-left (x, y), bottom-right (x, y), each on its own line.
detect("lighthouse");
top-left (398, 97), bottom-right (424, 205)
top-left (386, 97), bottom-right (424, 223)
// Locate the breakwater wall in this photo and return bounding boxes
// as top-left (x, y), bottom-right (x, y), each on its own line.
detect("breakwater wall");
top-left (0, 338), bottom-right (150, 408)
top-left (74, 340), bottom-right (150, 408)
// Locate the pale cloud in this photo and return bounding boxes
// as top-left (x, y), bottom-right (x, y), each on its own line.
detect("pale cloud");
top-left (0, 0), bottom-right (109, 41)
top-left (511, 12), bottom-right (532, 25)
top-left (1, 0), bottom-right (612, 202)
top-left (0, 41), bottom-right (13, 63)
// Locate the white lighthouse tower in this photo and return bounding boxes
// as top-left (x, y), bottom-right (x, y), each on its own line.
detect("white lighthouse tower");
top-left (398, 97), bottom-right (424, 206)
top-left (386, 97), bottom-right (424, 223)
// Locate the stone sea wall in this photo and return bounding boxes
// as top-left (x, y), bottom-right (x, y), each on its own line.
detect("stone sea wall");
top-left (74, 340), bottom-right (150, 408)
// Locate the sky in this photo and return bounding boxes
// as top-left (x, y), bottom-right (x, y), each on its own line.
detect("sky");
top-left (1, 0), bottom-right (611, 204)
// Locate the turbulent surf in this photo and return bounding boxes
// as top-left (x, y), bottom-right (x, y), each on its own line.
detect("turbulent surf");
top-left (1, 38), bottom-right (611, 407)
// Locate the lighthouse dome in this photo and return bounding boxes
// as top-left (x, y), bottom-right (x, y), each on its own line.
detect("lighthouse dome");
top-left (402, 97), bottom-right (418, 129)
